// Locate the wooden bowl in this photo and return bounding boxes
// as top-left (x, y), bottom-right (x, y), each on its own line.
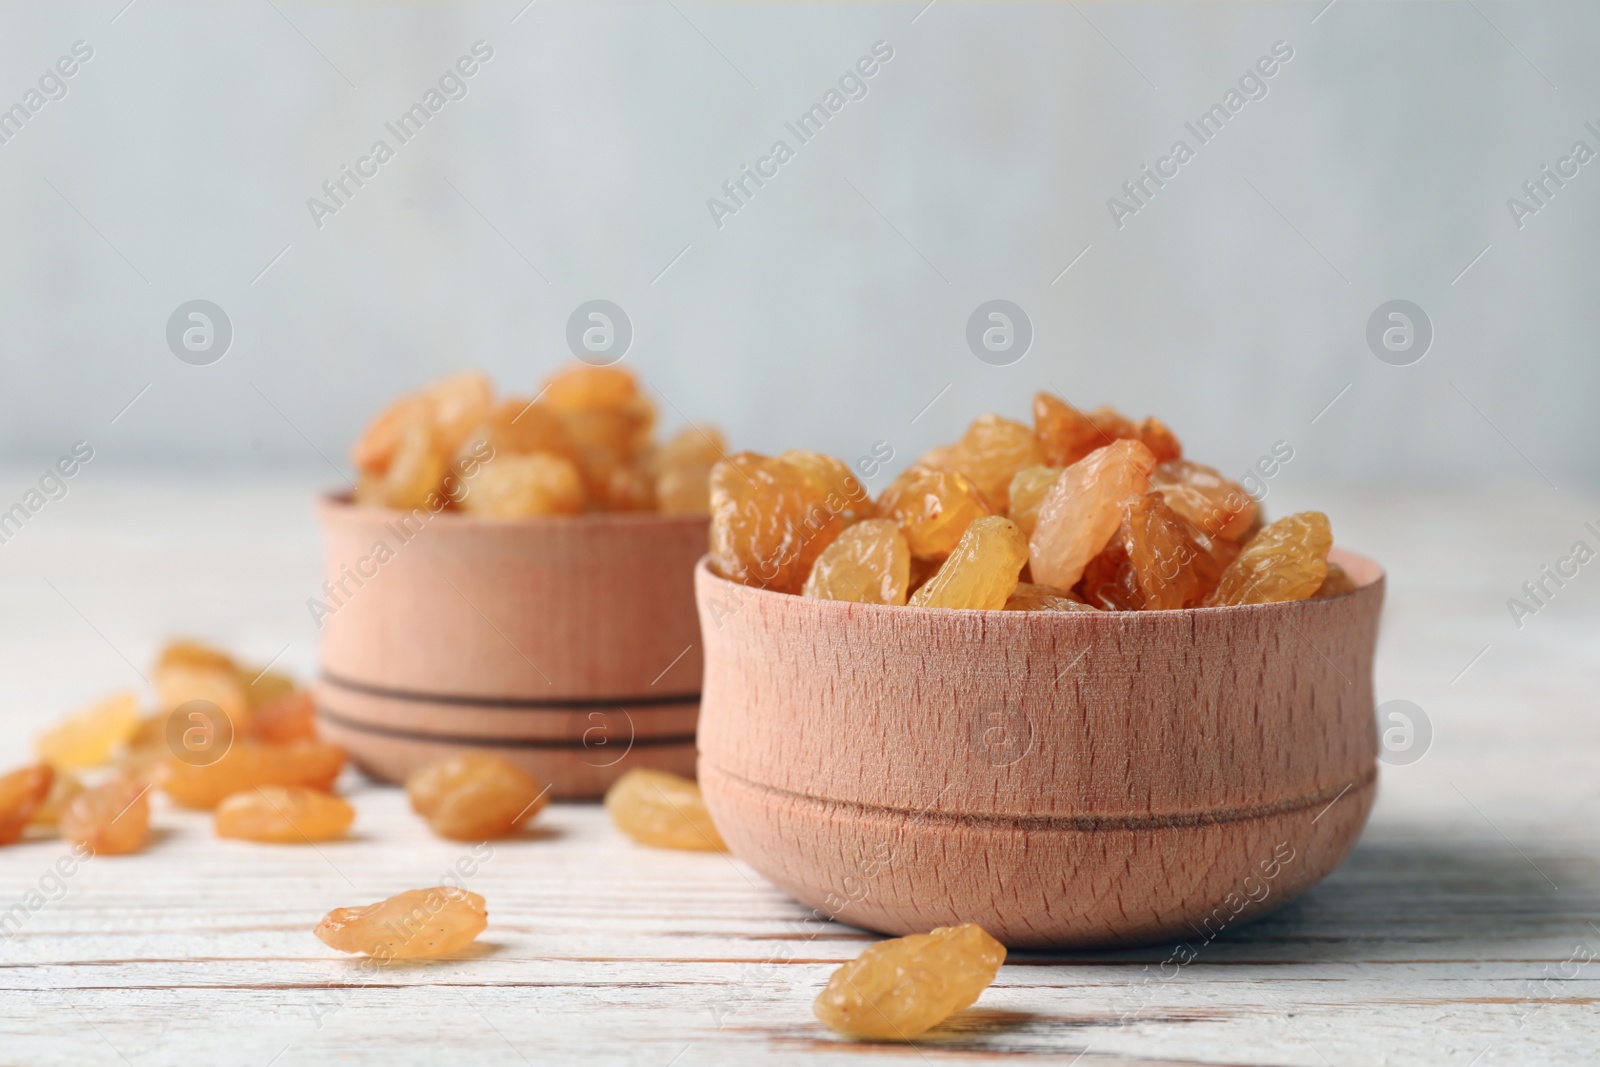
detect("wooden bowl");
top-left (314, 496), bottom-right (706, 798)
top-left (694, 549), bottom-right (1384, 949)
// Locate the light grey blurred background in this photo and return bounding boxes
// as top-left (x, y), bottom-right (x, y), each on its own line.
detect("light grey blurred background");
top-left (0, 0), bottom-right (1595, 494)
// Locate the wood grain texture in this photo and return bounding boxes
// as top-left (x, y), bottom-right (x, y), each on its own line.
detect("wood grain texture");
top-left (315, 498), bottom-right (706, 795)
top-left (696, 551), bottom-right (1384, 947)
top-left (0, 474), bottom-right (1596, 1066)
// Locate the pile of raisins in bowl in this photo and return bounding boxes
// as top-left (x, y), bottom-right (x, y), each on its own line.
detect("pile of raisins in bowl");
top-left (709, 392), bottom-right (1355, 610)
top-left (352, 363), bottom-right (725, 518)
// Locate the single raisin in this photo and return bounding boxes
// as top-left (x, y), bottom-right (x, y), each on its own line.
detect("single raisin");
top-left (215, 786), bottom-right (354, 843)
top-left (1033, 392), bottom-right (1106, 467)
top-left (802, 519), bottom-right (911, 605)
top-left (604, 769), bottom-right (726, 851)
top-left (920, 415), bottom-right (1040, 511)
top-left (1005, 465), bottom-right (1062, 538)
top-left (1148, 460), bottom-right (1258, 542)
top-left (780, 450), bottom-right (875, 525)
top-left (709, 453), bottom-right (843, 594)
top-left (316, 888), bottom-right (488, 959)
top-left (60, 777), bottom-right (150, 855)
top-left (460, 452), bottom-right (585, 517)
top-left (908, 516), bottom-right (1029, 610)
top-left (656, 426), bottom-right (726, 515)
top-left (814, 923), bottom-right (1006, 1041)
top-left (1029, 440), bottom-right (1158, 590)
top-left (406, 754), bottom-right (547, 841)
top-left (160, 739), bottom-right (346, 810)
top-left (876, 467), bottom-right (992, 561)
top-left (36, 690), bottom-right (140, 770)
top-left (1207, 512), bottom-right (1333, 606)
top-left (0, 764), bottom-right (54, 845)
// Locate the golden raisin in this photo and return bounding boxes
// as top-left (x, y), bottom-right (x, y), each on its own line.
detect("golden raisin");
top-left (251, 691), bottom-right (318, 743)
top-left (155, 640), bottom-right (250, 730)
top-left (779, 450), bottom-right (875, 525)
top-left (920, 415), bottom-right (1041, 511)
top-left (316, 888), bottom-right (488, 959)
top-left (1207, 512), bottom-right (1333, 606)
top-left (243, 666), bottom-right (297, 710)
top-left (605, 769), bottom-right (726, 851)
top-left (60, 778), bottom-right (150, 855)
top-left (1032, 392), bottom-right (1106, 467)
top-left (656, 426), bottom-right (726, 515)
top-left (541, 363), bottom-right (641, 411)
top-left (1314, 560), bottom-right (1358, 598)
top-left (356, 415), bottom-right (445, 510)
top-left (709, 453), bottom-right (843, 594)
top-left (876, 466), bottom-right (992, 561)
top-left (1079, 493), bottom-right (1219, 610)
top-left (1087, 405), bottom-right (1137, 442)
top-left (215, 786), bottom-right (355, 843)
top-left (1149, 460), bottom-right (1258, 542)
top-left (0, 764), bottom-right (53, 845)
top-left (604, 461), bottom-right (658, 512)
top-left (1029, 440), bottom-right (1158, 590)
top-left (351, 393), bottom-right (433, 476)
top-left (1137, 416), bottom-right (1183, 464)
top-left (814, 923), bottom-right (1006, 1041)
top-left (1006, 465), bottom-right (1062, 538)
top-left (36, 690), bottom-right (140, 770)
top-left (1002, 582), bottom-right (1096, 612)
top-left (460, 452), bottom-right (585, 518)
top-left (472, 397), bottom-right (575, 462)
top-left (803, 519), bottom-right (911, 605)
top-left (406, 754), bottom-right (547, 841)
top-left (909, 516), bottom-right (1029, 610)
top-left (1124, 493), bottom-right (1219, 608)
top-left (160, 739), bottom-right (346, 810)
top-left (27, 768), bottom-right (81, 829)
top-left (422, 372), bottom-right (496, 458)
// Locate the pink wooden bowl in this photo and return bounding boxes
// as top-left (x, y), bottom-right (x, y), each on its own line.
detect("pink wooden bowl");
top-left (314, 496), bottom-right (706, 798)
top-left (694, 549), bottom-right (1384, 949)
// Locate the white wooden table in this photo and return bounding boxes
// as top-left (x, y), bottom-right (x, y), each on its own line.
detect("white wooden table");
top-left (1, 470), bottom-right (1596, 1066)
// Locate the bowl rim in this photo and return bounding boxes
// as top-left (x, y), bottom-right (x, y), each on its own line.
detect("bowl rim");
top-left (694, 546), bottom-right (1384, 620)
top-left (317, 490), bottom-right (711, 532)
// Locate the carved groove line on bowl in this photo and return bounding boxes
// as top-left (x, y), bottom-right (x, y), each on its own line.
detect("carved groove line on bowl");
top-left (702, 762), bottom-right (1378, 832)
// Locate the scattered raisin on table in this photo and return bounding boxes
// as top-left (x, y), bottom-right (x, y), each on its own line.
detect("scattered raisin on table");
top-left (36, 691), bottom-right (140, 770)
top-left (814, 923), bottom-right (1007, 1041)
top-left (215, 786), bottom-right (354, 843)
top-left (406, 754), bottom-right (547, 841)
top-left (160, 739), bottom-right (346, 810)
top-left (0, 764), bottom-right (54, 845)
top-left (316, 888), bottom-right (488, 959)
top-left (605, 769), bottom-right (726, 852)
top-left (60, 777), bottom-right (150, 855)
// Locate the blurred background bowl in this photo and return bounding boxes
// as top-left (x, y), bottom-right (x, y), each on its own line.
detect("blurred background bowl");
top-left (315, 497), bottom-right (706, 797)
